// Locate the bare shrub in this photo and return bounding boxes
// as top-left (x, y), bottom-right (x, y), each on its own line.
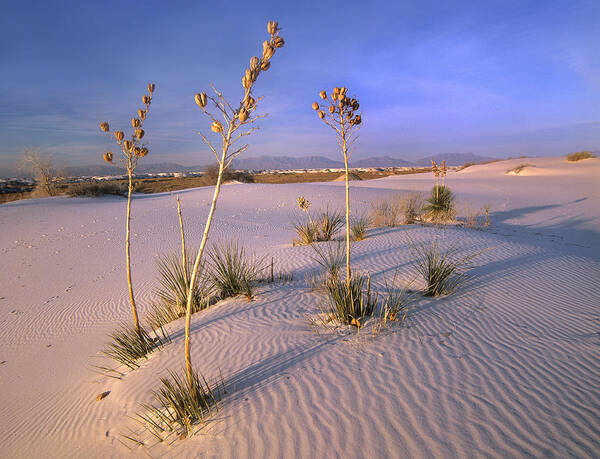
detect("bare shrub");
top-left (506, 163), bottom-right (533, 174)
top-left (18, 149), bottom-right (59, 197)
top-left (566, 151), bottom-right (595, 162)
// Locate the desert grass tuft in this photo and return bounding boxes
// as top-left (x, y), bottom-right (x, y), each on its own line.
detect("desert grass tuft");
top-left (311, 241), bottom-right (345, 283)
top-left (371, 194), bottom-right (402, 227)
top-left (422, 185), bottom-right (455, 223)
top-left (292, 217), bottom-right (319, 245)
top-left (324, 274), bottom-right (376, 327)
top-left (566, 151), bottom-right (595, 162)
top-left (506, 163), bottom-right (533, 174)
top-left (138, 368), bottom-right (223, 438)
top-left (147, 251), bottom-right (210, 330)
top-left (412, 241), bottom-right (478, 296)
top-left (350, 214), bottom-right (370, 241)
top-left (402, 191), bottom-right (424, 224)
top-left (292, 207), bottom-right (343, 245)
top-left (208, 240), bottom-right (264, 300)
top-left (102, 324), bottom-right (167, 370)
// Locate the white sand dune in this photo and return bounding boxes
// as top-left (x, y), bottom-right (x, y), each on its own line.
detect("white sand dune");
top-left (0, 156), bottom-right (598, 458)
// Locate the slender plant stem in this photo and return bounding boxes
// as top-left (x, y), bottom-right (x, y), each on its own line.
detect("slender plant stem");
top-left (125, 165), bottom-right (141, 333)
top-left (176, 195), bottom-right (187, 284)
top-left (343, 149), bottom-right (351, 288)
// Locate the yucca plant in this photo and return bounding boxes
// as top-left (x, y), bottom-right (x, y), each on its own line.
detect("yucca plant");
top-left (316, 207), bottom-right (344, 241)
top-left (324, 274), bottom-right (376, 327)
top-left (380, 279), bottom-right (418, 323)
top-left (312, 87), bottom-right (362, 288)
top-left (350, 214), bottom-right (370, 241)
top-left (412, 241), bottom-right (477, 296)
top-left (311, 241), bottom-right (345, 281)
top-left (208, 241), bottom-right (264, 300)
top-left (182, 21), bottom-right (285, 387)
top-left (147, 251), bottom-right (209, 330)
top-left (102, 324), bottom-right (167, 370)
top-left (423, 185), bottom-right (456, 223)
top-left (99, 83), bottom-right (155, 336)
top-left (139, 369), bottom-right (223, 438)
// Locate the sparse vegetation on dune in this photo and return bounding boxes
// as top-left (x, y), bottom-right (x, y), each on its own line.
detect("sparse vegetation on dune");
top-left (292, 197), bottom-right (344, 245)
top-left (323, 273), bottom-right (376, 327)
top-left (506, 163), bottom-right (533, 174)
top-left (101, 324), bottom-right (168, 370)
top-left (66, 181), bottom-right (127, 197)
top-left (423, 185), bottom-right (455, 223)
top-left (566, 151), bottom-right (595, 162)
top-left (350, 214), bottom-right (370, 241)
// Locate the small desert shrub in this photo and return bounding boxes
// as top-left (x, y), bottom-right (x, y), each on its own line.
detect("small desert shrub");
top-left (350, 214), bottom-right (370, 241)
top-left (208, 240), bottom-right (264, 300)
top-left (66, 181), bottom-right (127, 197)
top-left (566, 151), bottom-right (595, 162)
top-left (324, 274), bottom-right (376, 326)
top-left (139, 369), bottom-right (223, 438)
top-left (371, 194), bottom-right (402, 227)
top-left (422, 185), bottom-right (456, 223)
top-left (412, 241), bottom-right (476, 296)
top-left (203, 164), bottom-right (254, 184)
top-left (456, 161), bottom-right (475, 171)
top-left (462, 202), bottom-right (482, 228)
top-left (147, 251), bottom-right (210, 330)
top-left (506, 163), bottom-right (533, 174)
top-left (102, 324), bottom-right (167, 370)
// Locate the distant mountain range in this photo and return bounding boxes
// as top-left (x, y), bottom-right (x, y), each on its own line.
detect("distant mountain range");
top-left (1, 153), bottom-right (499, 178)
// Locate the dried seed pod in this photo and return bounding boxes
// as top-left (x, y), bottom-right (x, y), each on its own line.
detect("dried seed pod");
top-left (329, 105), bottom-right (335, 114)
top-left (352, 100), bottom-right (359, 110)
top-left (262, 40), bottom-right (270, 53)
top-left (272, 37), bottom-right (284, 48)
top-left (131, 118), bottom-right (140, 128)
top-left (142, 95), bottom-right (150, 104)
top-left (195, 92), bottom-right (207, 108)
top-left (260, 60), bottom-right (271, 71)
top-left (250, 56), bottom-right (260, 70)
top-left (262, 45), bottom-right (275, 61)
top-left (138, 109), bottom-right (146, 119)
top-left (333, 87), bottom-right (340, 95)
top-left (312, 102), bottom-right (319, 111)
top-left (114, 131), bottom-right (124, 141)
top-left (136, 128), bottom-right (144, 140)
top-left (331, 92), bottom-right (338, 101)
top-left (123, 140), bottom-right (132, 151)
top-left (267, 20), bottom-right (279, 35)
top-left (133, 146), bottom-right (141, 156)
top-left (238, 108), bottom-right (249, 122)
top-left (353, 115), bottom-right (362, 125)
top-left (242, 75), bottom-right (251, 89)
top-left (103, 151), bottom-right (113, 163)
top-left (148, 83), bottom-right (155, 94)
top-left (244, 96), bottom-right (256, 109)
top-left (139, 148), bottom-right (148, 157)
top-left (318, 110), bottom-right (325, 119)
top-left (100, 122), bottom-right (109, 132)
top-left (319, 90), bottom-right (327, 100)
top-left (340, 87), bottom-right (347, 96)
top-left (211, 121), bottom-right (223, 133)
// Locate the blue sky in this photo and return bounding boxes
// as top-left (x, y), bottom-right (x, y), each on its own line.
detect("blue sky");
top-left (1, 0), bottom-right (598, 171)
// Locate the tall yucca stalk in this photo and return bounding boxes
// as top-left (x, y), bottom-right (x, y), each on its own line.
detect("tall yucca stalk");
top-left (183, 21), bottom-right (285, 385)
top-left (312, 87), bottom-right (362, 287)
top-left (100, 84), bottom-right (155, 334)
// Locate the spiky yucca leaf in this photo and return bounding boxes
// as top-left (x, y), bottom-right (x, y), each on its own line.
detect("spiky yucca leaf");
top-left (208, 240), bottom-right (264, 299)
top-left (324, 274), bottom-right (376, 326)
top-left (102, 324), bottom-right (166, 369)
top-left (422, 185), bottom-right (455, 223)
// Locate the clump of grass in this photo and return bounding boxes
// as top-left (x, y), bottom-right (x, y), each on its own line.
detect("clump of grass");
top-left (66, 181), bottom-right (127, 197)
top-left (380, 279), bottom-right (418, 323)
top-left (138, 369), bottom-right (223, 439)
top-left (422, 185), bottom-right (456, 223)
top-left (506, 163), bottom-right (533, 174)
top-left (292, 217), bottom-right (319, 245)
top-left (371, 194), bottom-right (402, 227)
top-left (324, 274), bottom-right (376, 327)
top-left (412, 241), bottom-right (477, 296)
top-left (208, 240), bottom-right (264, 300)
top-left (102, 324), bottom-right (167, 370)
top-left (350, 214), bottom-right (370, 241)
top-left (456, 161), bottom-right (475, 171)
top-left (147, 251), bottom-right (209, 330)
top-left (402, 191), bottom-right (424, 224)
top-left (566, 151), bottom-right (595, 162)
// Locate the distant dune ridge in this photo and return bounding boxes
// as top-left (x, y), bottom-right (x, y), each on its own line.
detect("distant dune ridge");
top-left (3, 153), bottom-right (500, 179)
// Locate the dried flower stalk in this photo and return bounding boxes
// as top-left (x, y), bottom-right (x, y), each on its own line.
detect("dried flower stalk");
top-left (183, 21), bottom-right (284, 385)
top-left (312, 87), bottom-right (362, 287)
top-left (99, 83), bottom-right (155, 334)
